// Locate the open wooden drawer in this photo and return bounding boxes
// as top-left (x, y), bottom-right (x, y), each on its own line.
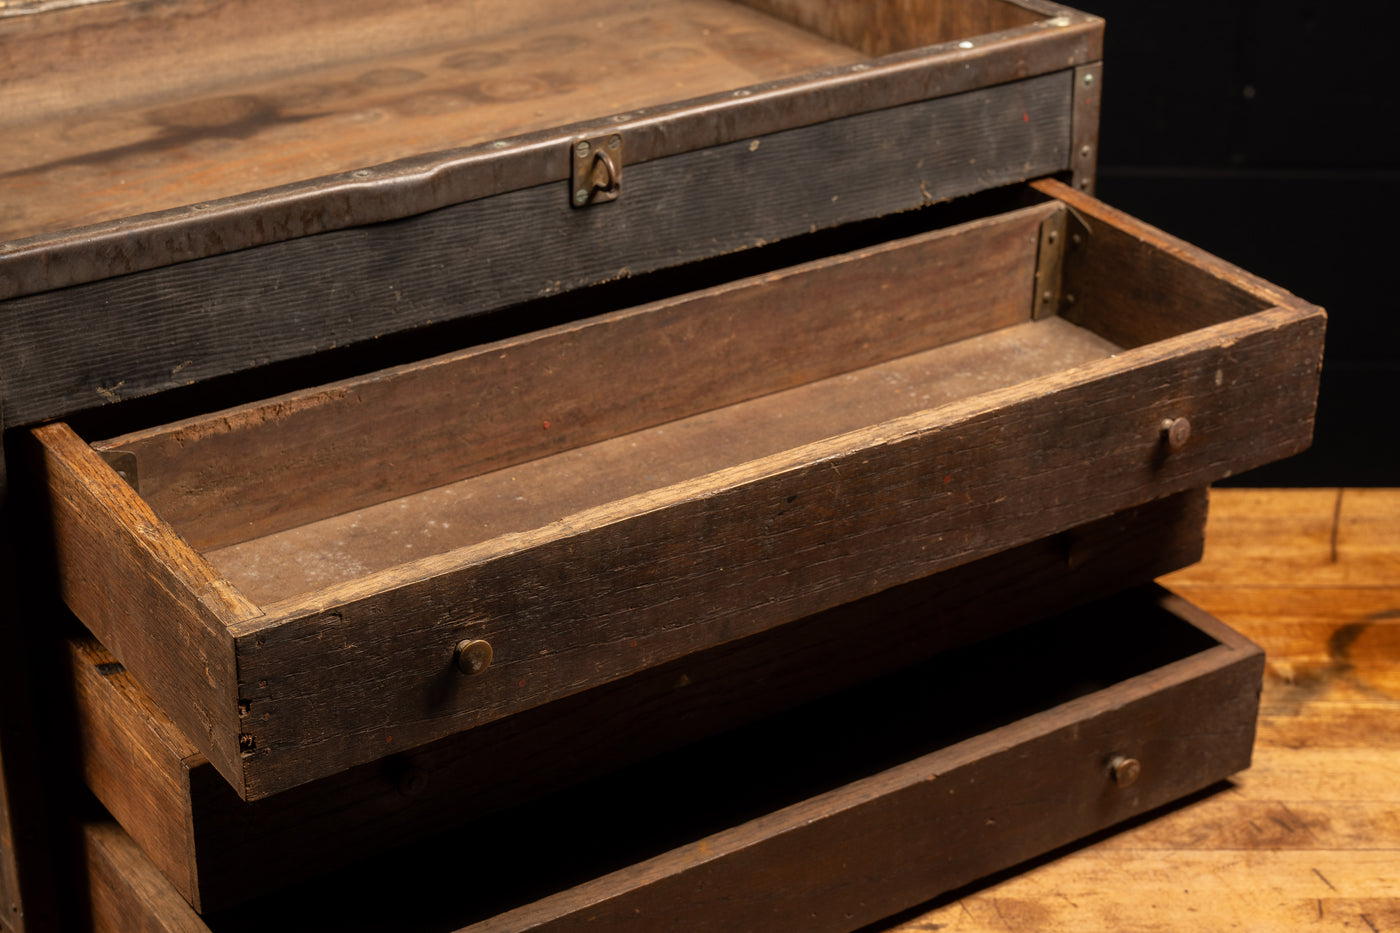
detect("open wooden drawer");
top-left (64, 491), bottom-right (1208, 913)
top-left (28, 180), bottom-right (1323, 800)
top-left (78, 586), bottom-right (1265, 932)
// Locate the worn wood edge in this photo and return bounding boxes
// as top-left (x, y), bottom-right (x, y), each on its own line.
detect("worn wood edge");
top-left (0, 25), bottom-right (1094, 300)
top-left (66, 639), bottom-right (203, 912)
top-left (81, 822), bottom-right (209, 933)
top-left (29, 424), bottom-right (258, 626)
top-left (1033, 178), bottom-right (1322, 314)
top-left (68, 490), bottom-right (1208, 910)
top-left (461, 588), bottom-right (1260, 932)
top-left (27, 423), bottom-right (252, 791)
top-left (248, 304), bottom-right (1320, 629)
top-left (96, 202), bottom-right (1056, 550)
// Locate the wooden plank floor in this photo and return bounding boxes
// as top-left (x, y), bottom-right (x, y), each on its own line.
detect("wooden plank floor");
top-left (884, 488), bottom-right (1400, 933)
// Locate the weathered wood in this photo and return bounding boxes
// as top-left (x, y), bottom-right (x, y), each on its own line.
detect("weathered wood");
top-left (27, 423), bottom-right (257, 788)
top-left (893, 488), bottom-right (1400, 933)
top-left (203, 319), bottom-right (1117, 602)
top-left (231, 300), bottom-right (1321, 796)
top-left (65, 491), bottom-right (1208, 912)
top-left (1032, 176), bottom-right (1323, 347)
top-left (29, 186), bottom-right (1325, 798)
top-left (97, 203), bottom-right (1057, 552)
top-left (80, 822), bottom-right (207, 933)
top-left (0, 71), bottom-right (1074, 427)
top-left (450, 591), bottom-right (1261, 933)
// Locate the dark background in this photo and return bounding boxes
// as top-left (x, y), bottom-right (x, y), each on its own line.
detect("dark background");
top-left (1069, 0), bottom-right (1398, 486)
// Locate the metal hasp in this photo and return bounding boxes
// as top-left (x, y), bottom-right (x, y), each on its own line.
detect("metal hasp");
top-left (571, 134), bottom-right (622, 207)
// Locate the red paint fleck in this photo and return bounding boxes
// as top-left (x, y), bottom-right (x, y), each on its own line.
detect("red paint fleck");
top-left (518, 678), bottom-right (526, 687)
top-left (944, 475), bottom-right (952, 483)
top-left (630, 639), bottom-right (638, 648)
top-left (386, 735), bottom-right (393, 743)
top-left (1022, 110), bottom-right (1029, 122)
top-left (543, 420), bottom-right (551, 430)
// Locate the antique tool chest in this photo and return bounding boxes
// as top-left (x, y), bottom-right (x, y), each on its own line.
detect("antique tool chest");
top-left (0, 1), bottom-right (1324, 931)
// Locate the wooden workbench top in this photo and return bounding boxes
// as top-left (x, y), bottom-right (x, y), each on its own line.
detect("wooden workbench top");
top-left (888, 487), bottom-right (1400, 932)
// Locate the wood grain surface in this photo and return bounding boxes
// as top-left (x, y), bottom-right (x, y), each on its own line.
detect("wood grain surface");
top-left (883, 487), bottom-right (1400, 933)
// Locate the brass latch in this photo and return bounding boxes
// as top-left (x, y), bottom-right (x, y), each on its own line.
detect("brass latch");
top-left (571, 134), bottom-right (622, 207)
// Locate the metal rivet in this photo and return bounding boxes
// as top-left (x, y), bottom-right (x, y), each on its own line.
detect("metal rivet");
top-left (492, 140), bottom-right (509, 149)
top-left (1080, 144), bottom-right (1092, 158)
top-left (1109, 755), bottom-right (1141, 789)
top-left (1064, 293), bottom-right (1077, 306)
top-left (352, 169), bottom-right (371, 178)
top-left (1041, 290), bottom-right (1052, 304)
top-left (574, 189), bottom-right (589, 205)
top-left (608, 134), bottom-right (621, 150)
top-left (1047, 230), bottom-right (1058, 244)
top-left (1083, 72), bottom-right (1095, 87)
top-left (1079, 178), bottom-right (1091, 189)
top-left (455, 639), bottom-right (493, 676)
top-left (575, 141), bottom-right (591, 158)
top-left (1162, 417), bottom-right (1192, 450)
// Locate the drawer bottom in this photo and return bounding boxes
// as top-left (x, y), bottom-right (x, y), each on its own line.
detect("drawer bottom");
top-left (80, 586), bottom-right (1262, 933)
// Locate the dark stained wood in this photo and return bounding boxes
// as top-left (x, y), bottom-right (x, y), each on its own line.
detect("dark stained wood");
top-left (205, 319), bottom-right (1117, 603)
top-left (66, 491), bottom-right (1209, 912)
top-left (28, 187), bottom-right (1325, 799)
top-left (27, 423), bottom-right (257, 788)
top-left (79, 822), bottom-right (207, 933)
top-left (732, 0), bottom-right (1042, 55)
top-left (1032, 177), bottom-right (1321, 347)
top-left (457, 589), bottom-right (1263, 933)
top-left (97, 203), bottom-right (1057, 552)
top-left (231, 299), bottom-right (1321, 796)
top-left (0, 72), bottom-right (1075, 427)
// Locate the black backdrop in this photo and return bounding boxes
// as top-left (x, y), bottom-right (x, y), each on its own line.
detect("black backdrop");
top-left (1069, 0), bottom-right (1398, 485)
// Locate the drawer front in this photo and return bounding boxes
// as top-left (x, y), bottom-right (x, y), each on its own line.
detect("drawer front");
top-left (31, 184), bottom-right (1323, 799)
top-left (78, 588), bottom-right (1264, 932)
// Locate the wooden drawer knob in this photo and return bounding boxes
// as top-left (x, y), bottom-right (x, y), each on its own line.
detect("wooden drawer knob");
top-left (1161, 417), bottom-right (1191, 450)
top-left (1109, 755), bottom-right (1141, 789)
top-left (455, 639), bottom-right (493, 676)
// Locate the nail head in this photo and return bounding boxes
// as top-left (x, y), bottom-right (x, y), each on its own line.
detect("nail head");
top-left (455, 639), bottom-right (493, 676)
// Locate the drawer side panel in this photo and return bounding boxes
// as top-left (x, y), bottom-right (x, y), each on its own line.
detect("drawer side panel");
top-left (27, 423), bottom-right (250, 788)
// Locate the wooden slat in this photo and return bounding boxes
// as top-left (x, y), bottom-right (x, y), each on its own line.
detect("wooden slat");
top-left (26, 423), bottom-right (255, 789)
top-left (231, 303), bottom-right (1322, 797)
top-left (97, 203), bottom-right (1055, 552)
top-left (80, 823), bottom-right (208, 933)
top-left (0, 71), bottom-right (1074, 427)
top-left (67, 491), bottom-right (1209, 912)
top-left (206, 319), bottom-right (1119, 602)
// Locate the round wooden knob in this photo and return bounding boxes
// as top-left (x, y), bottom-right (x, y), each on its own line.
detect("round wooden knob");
top-left (1161, 417), bottom-right (1191, 450)
top-left (455, 639), bottom-right (493, 676)
top-left (1109, 755), bottom-right (1141, 789)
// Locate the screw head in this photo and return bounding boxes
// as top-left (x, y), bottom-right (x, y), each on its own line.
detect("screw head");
top-left (574, 189), bottom-right (589, 205)
top-left (1083, 72), bottom-right (1095, 87)
top-left (1109, 755), bottom-right (1141, 789)
top-left (608, 134), bottom-right (621, 150)
top-left (1047, 230), bottom-right (1058, 244)
top-left (575, 140), bottom-right (591, 158)
top-left (1041, 290), bottom-right (1053, 304)
top-left (455, 639), bottom-right (493, 676)
top-left (1162, 417), bottom-right (1192, 450)
top-left (1080, 144), bottom-right (1092, 158)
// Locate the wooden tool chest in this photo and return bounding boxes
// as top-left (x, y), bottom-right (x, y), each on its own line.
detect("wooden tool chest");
top-left (0, 2), bottom-right (1323, 931)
